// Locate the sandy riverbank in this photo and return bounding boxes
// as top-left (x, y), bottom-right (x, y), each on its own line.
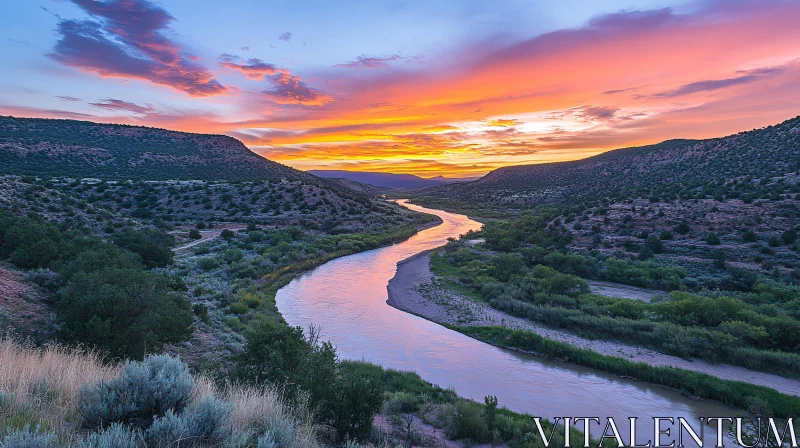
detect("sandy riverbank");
top-left (386, 251), bottom-right (800, 397)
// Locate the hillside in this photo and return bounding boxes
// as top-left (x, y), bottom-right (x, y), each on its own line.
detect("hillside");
top-left (308, 170), bottom-right (472, 190)
top-left (0, 116), bottom-right (304, 181)
top-left (418, 115), bottom-right (800, 206)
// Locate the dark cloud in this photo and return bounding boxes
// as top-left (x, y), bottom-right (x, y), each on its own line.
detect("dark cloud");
top-left (49, 0), bottom-right (226, 97)
top-left (652, 66), bottom-right (785, 98)
top-left (89, 98), bottom-right (154, 114)
top-left (262, 73), bottom-right (333, 106)
top-left (56, 95), bottom-right (82, 102)
top-left (240, 46), bottom-right (250, 51)
top-left (278, 32), bottom-right (292, 41)
top-left (334, 54), bottom-right (406, 69)
top-left (218, 54), bottom-right (286, 80)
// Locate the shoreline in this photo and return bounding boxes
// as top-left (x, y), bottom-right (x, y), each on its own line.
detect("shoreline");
top-left (386, 251), bottom-right (800, 397)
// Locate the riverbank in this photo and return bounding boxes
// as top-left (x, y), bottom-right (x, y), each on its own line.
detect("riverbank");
top-left (386, 251), bottom-right (800, 398)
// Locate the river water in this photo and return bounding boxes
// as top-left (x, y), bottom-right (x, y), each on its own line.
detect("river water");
top-left (276, 201), bottom-right (737, 444)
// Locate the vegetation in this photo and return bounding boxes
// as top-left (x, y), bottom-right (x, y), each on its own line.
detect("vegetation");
top-left (457, 326), bottom-right (800, 419)
top-left (431, 211), bottom-right (800, 376)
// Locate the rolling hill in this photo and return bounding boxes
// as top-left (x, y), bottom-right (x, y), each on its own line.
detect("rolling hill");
top-left (417, 115), bottom-right (800, 206)
top-left (0, 116), bottom-right (303, 181)
top-left (308, 170), bottom-right (474, 190)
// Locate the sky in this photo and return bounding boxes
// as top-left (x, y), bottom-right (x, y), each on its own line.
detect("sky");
top-left (1, 0), bottom-right (800, 178)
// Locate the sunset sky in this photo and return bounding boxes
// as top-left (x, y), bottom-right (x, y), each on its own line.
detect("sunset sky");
top-left (2, 0), bottom-right (800, 177)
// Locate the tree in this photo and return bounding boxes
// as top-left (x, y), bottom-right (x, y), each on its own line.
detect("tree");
top-left (57, 268), bottom-right (193, 359)
top-left (112, 228), bottom-right (174, 268)
top-left (329, 362), bottom-right (384, 441)
top-left (742, 230), bottom-right (758, 243)
top-left (220, 229), bottom-right (235, 240)
top-left (706, 233), bottom-right (721, 245)
top-left (674, 220), bottom-right (690, 235)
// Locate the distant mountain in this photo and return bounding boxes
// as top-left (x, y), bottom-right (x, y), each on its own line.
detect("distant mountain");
top-left (418, 115), bottom-right (800, 205)
top-left (0, 116), bottom-right (304, 181)
top-left (308, 170), bottom-right (475, 190)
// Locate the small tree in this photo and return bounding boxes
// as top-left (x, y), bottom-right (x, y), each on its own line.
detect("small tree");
top-left (220, 229), bottom-right (235, 240)
top-left (705, 233), bottom-right (721, 245)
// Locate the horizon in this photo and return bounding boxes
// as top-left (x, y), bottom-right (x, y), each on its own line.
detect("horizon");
top-left (2, 0), bottom-right (800, 177)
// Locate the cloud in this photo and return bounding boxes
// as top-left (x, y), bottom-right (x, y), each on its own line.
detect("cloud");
top-left (218, 54), bottom-right (286, 80)
top-left (89, 98), bottom-right (154, 114)
top-left (56, 95), bottom-right (82, 102)
top-left (278, 32), bottom-right (292, 41)
top-left (262, 73), bottom-right (333, 106)
top-left (334, 54), bottom-right (407, 69)
top-left (652, 66), bottom-right (786, 98)
top-left (49, 0), bottom-right (226, 97)
top-left (485, 119), bottom-right (522, 127)
top-left (241, 46), bottom-right (250, 51)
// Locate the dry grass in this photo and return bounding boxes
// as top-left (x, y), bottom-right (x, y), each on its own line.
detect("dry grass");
top-left (0, 338), bottom-right (321, 447)
top-left (0, 337), bottom-right (117, 435)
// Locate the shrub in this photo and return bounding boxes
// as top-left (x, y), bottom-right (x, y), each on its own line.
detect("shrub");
top-left (188, 229), bottom-right (202, 240)
top-left (111, 228), bottom-right (174, 268)
top-left (197, 257), bottom-right (219, 271)
top-left (58, 268), bottom-right (193, 359)
top-left (705, 233), bottom-right (721, 245)
top-left (743, 230), bottom-right (758, 242)
top-left (659, 230), bottom-right (674, 240)
top-left (229, 302), bottom-right (249, 315)
top-left (145, 396), bottom-right (231, 448)
top-left (78, 354), bottom-right (195, 429)
top-left (78, 423), bottom-right (138, 448)
top-left (221, 229), bottom-right (235, 240)
top-left (674, 220), bottom-right (690, 235)
top-left (193, 304), bottom-right (210, 324)
top-left (329, 362), bottom-right (385, 441)
top-left (0, 426), bottom-right (58, 448)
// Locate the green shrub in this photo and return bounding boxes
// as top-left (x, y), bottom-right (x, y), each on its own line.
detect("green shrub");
top-left (197, 258), bottom-right (219, 271)
top-left (706, 233), bottom-right (721, 245)
top-left (228, 302), bottom-right (248, 315)
top-left (193, 304), bottom-right (210, 324)
top-left (188, 229), bottom-right (202, 240)
top-left (78, 354), bottom-right (195, 429)
top-left (221, 229), bottom-right (235, 239)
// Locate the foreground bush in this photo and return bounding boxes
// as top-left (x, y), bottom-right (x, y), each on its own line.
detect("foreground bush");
top-left (0, 340), bottom-right (320, 448)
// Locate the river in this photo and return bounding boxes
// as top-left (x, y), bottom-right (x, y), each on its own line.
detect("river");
top-left (275, 201), bottom-right (737, 444)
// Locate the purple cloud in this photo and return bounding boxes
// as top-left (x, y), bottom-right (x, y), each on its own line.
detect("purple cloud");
top-left (89, 98), bottom-right (154, 114)
top-left (218, 54), bottom-right (286, 80)
top-left (49, 0), bottom-right (226, 97)
top-left (56, 95), bottom-right (82, 102)
top-left (334, 54), bottom-right (407, 69)
top-left (262, 73), bottom-right (332, 106)
top-left (278, 31), bottom-right (292, 41)
top-left (653, 67), bottom-right (785, 98)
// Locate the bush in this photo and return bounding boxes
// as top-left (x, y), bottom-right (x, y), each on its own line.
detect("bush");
top-left (659, 230), bottom-right (674, 240)
top-left (193, 304), bottom-right (210, 324)
top-left (58, 268), bottom-right (193, 359)
top-left (188, 229), bottom-right (202, 240)
top-left (197, 257), bottom-right (219, 271)
top-left (78, 423), bottom-right (138, 448)
top-left (674, 220), bottom-right (690, 235)
top-left (329, 362), bottom-right (385, 441)
top-left (221, 229), bottom-right (235, 240)
top-left (78, 354), bottom-right (195, 429)
top-left (0, 427), bottom-right (58, 448)
top-left (743, 230), bottom-right (758, 242)
top-left (705, 233), bottom-right (721, 245)
top-left (111, 228), bottom-right (174, 268)
top-left (145, 396), bottom-right (231, 447)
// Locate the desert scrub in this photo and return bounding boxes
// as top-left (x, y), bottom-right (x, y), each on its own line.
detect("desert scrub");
top-left (0, 339), bottom-right (320, 448)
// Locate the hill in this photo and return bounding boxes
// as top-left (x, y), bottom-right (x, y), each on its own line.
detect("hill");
top-left (417, 115), bottom-right (800, 206)
top-left (308, 170), bottom-right (473, 190)
top-left (0, 116), bottom-right (304, 181)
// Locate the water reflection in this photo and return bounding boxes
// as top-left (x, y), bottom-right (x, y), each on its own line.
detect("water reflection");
top-left (276, 201), bottom-right (737, 444)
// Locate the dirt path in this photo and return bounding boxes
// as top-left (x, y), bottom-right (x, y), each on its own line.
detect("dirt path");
top-left (173, 224), bottom-right (248, 251)
top-left (387, 252), bottom-right (800, 397)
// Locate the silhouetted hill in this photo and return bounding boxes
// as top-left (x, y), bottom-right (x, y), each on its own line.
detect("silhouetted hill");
top-left (418, 115), bottom-right (800, 205)
top-left (308, 170), bottom-right (473, 190)
top-left (0, 116), bottom-right (304, 181)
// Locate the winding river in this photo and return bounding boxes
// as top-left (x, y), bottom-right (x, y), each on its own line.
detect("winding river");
top-left (276, 201), bottom-right (737, 443)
